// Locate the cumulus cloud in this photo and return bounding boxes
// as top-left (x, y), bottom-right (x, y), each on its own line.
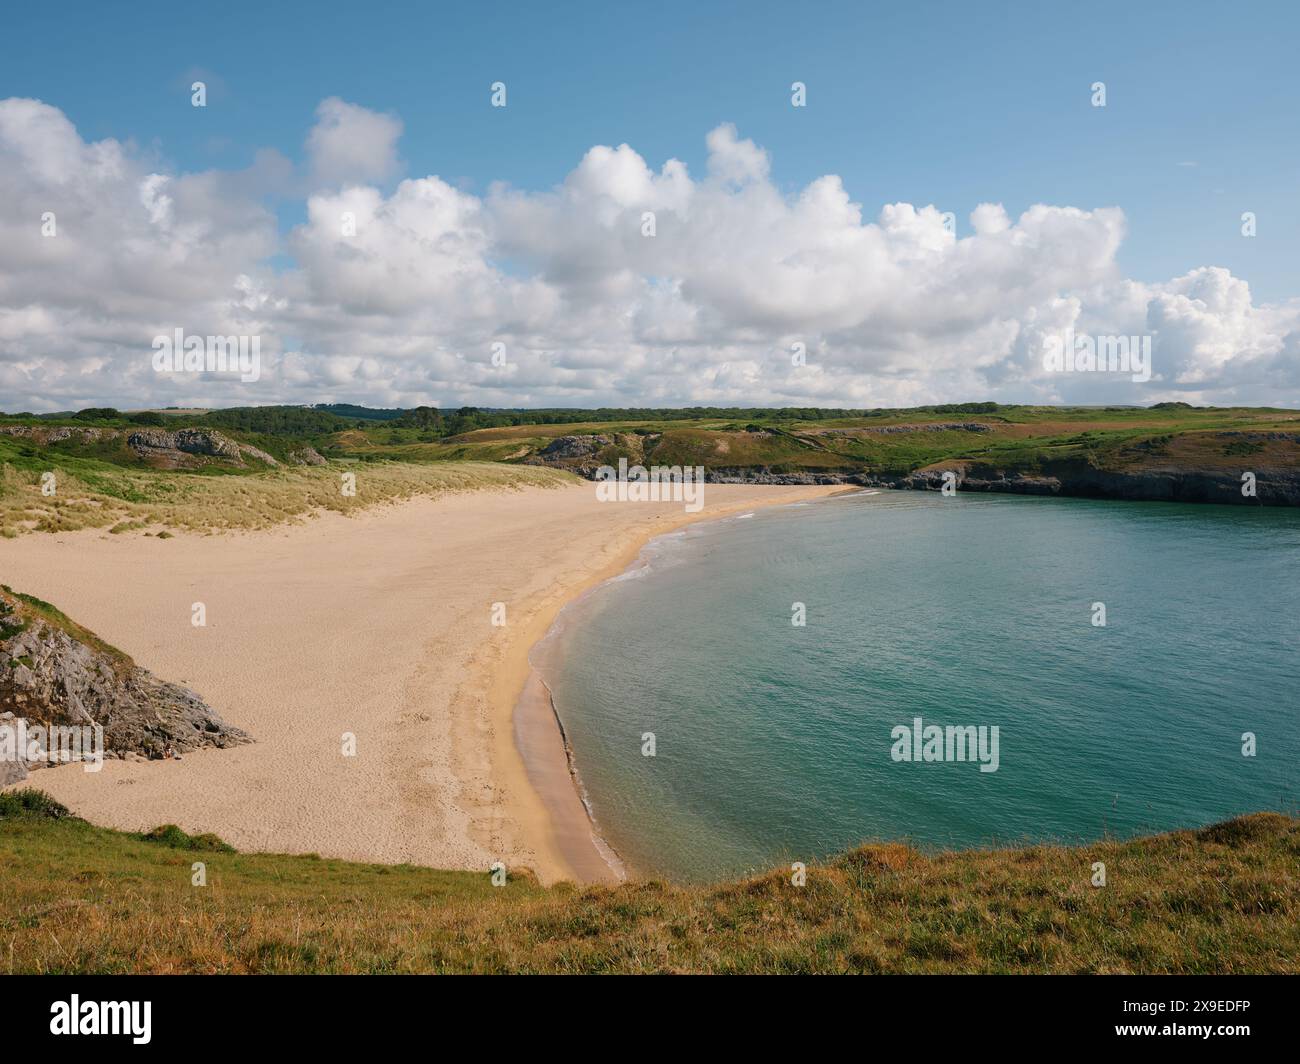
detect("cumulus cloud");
top-left (0, 97), bottom-right (282, 410)
top-left (305, 97), bottom-right (403, 187)
top-left (0, 95), bottom-right (1297, 412)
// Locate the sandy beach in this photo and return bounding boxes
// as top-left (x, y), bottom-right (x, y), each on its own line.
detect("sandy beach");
top-left (0, 479), bottom-right (840, 883)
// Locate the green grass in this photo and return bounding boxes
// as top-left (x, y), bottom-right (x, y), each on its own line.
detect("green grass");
top-left (1, 791), bottom-right (1294, 974)
top-left (4, 403), bottom-right (1299, 537)
top-left (436, 404), bottom-right (1300, 480)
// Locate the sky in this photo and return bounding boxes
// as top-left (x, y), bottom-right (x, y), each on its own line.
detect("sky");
top-left (2, 0), bottom-right (1299, 411)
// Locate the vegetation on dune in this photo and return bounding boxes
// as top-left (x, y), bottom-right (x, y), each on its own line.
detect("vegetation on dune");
top-left (0, 791), bottom-right (1294, 974)
top-left (3, 402), bottom-right (1299, 536)
top-left (0, 456), bottom-right (571, 538)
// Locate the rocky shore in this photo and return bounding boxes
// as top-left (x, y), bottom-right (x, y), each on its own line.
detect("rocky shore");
top-left (858, 460), bottom-right (1300, 506)
top-left (703, 462), bottom-right (1300, 505)
top-left (0, 587), bottom-right (250, 785)
top-left (528, 433), bottom-right (1300, 506)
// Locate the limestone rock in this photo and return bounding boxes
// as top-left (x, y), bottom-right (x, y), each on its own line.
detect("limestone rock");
top-left (127, 428), bottom-right (268, 470)
top-left (0, 588), bottom-right (251, 766)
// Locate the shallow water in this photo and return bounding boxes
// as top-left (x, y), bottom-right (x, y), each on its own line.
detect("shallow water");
top-left (542, 491), bottom-right (1300, 881)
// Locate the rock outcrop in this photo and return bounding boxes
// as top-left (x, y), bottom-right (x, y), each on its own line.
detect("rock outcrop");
top-left (706, 467), bottom-right (868, 485)
top-left (288, 445), bottom-right (327, 466)
top-left (237, 442), bottom-right (280, 466)
top-left (0, 425), bottom-right (117, 444)
top-left (0, 587), bottom-right (250, 776)
top-left (127, 428), bottom-right (278, 470)
top-left (537, 434), bottom-right (614, 462)
top-left (0, 741), bottom-right (25, 785)
top-left (527, 433), bottom-right (663, 475)
top-left (819, 422), bottom-right (993, 436)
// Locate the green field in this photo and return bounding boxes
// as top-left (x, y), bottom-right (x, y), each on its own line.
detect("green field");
top-left (0, 791), bottom-right (1294, 974)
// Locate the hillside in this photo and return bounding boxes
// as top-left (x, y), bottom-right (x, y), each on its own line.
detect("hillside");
top-left (511, 407), bottom-right (1300, 505)
top-left (0, 415), bottom-right (571, 536)
top-left (0, 790), bottom-right (1294, 974)
top-left (5, 404), bottom-right (1300, 534)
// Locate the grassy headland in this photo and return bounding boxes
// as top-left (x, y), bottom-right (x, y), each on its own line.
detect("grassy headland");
top-left (4, 402), bottom-right (1300, 537)
top-left (1, 790), bottom-right (1294, 974)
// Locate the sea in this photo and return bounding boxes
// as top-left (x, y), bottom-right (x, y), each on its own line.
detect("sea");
top-left (538, 489), bottom-right (1300, 881)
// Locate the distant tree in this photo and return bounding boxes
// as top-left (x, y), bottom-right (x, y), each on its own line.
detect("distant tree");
top-left (396, 406), bottom-right (443, 431)
top-left (196, 406), bottom-right (355, 436)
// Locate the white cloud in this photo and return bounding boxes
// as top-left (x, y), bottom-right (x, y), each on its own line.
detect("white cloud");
top-left (705, 123), bottom-right (769, 185)
top-left (0, 96), bottom-right (1297, 412)
top-left (305, 97), bottom-right (402, 187)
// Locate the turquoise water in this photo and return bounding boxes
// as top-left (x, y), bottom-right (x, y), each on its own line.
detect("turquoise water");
top-left (543, 491), bottom-right (1300, 881)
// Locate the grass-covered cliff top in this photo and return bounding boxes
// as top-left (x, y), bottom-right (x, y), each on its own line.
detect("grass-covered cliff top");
top-left (4, 402), bottom-right (1300, 535)
top-left (1, 790), bottom-right (1294, 974)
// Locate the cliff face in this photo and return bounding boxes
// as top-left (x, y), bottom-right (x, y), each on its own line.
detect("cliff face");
top-left (860, 459), bottom-right (1300, 506)
top-left (0, 588), bottom-right (250, 783)
top-left (708, 462), bottom-right (1300, 505)
top-left (527, 432), bottom-right (1300, 505)
top-left (704, 467), bottom-right (867, 486)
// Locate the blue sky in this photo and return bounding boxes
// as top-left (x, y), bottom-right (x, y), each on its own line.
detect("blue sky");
top-left (6, 0), bottom-right (1296, 298)
top-left (3, 0), bottom-right (1298, 410)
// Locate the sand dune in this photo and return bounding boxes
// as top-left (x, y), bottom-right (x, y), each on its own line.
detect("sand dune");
top-left (0, 480), bottom-right (839, 883)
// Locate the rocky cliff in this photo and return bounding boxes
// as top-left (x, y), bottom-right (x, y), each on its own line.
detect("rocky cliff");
top-left (0, 587), bottom-right (250, 784)
top-left (529, 432), bottom-right (1300, 506)
top-left (708, 461), bottom-right (1300, 505)
top-left (856, 457), bottom-right (1300, 506)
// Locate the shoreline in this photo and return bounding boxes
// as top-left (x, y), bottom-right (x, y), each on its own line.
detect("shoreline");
top-left (502, 484), bottom-right (848, 884)
top-left (0, 479), bottom-right (843, 886)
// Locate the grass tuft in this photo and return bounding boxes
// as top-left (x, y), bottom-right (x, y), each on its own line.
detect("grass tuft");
top-left (0, 796), bottom-right (1294, 974)
top-left (137, 825), bottom-right (236, 852)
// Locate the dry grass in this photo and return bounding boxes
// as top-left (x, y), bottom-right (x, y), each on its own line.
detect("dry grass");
top-left (1, 793), bottom-right (1294, 974)
top-left (0, 461), bottom-right (573, 537)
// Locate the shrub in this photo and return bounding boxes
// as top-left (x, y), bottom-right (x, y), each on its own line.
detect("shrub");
top-left (0, 789), bottom-right (75, 820)
top-left (138, 824), bottom-right (236, 852)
